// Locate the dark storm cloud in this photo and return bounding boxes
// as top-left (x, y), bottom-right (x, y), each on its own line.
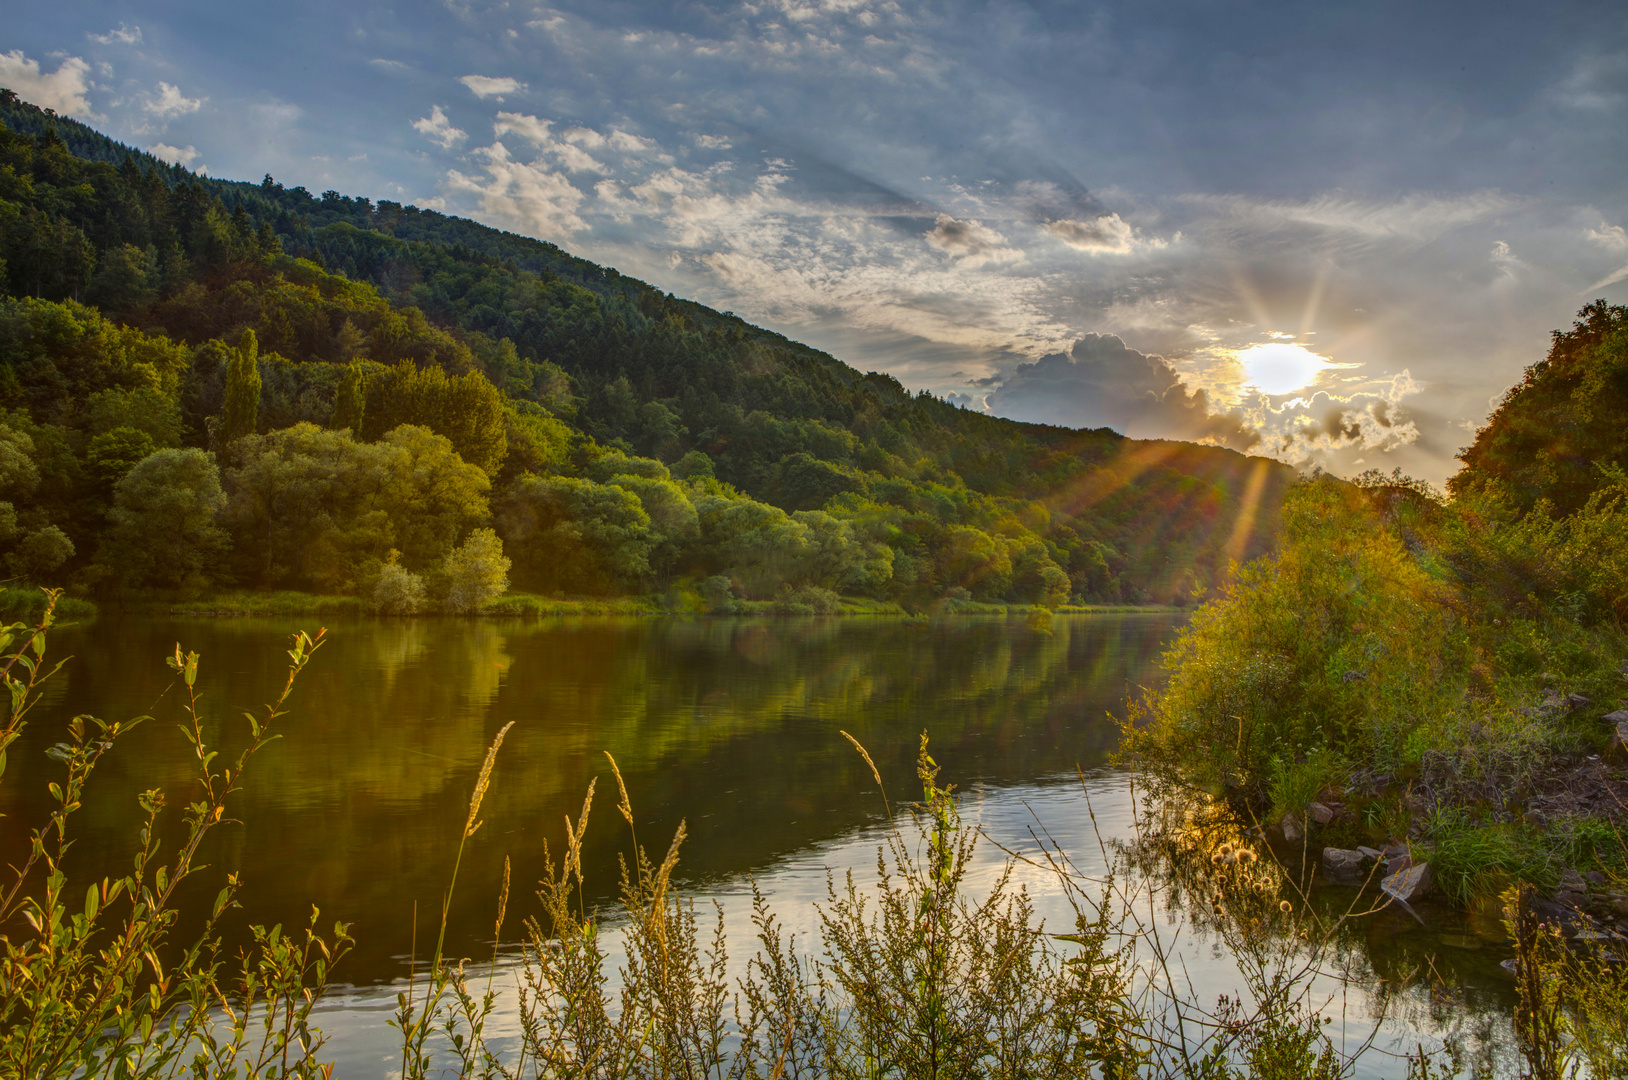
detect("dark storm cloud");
top-left (985, 334), bottom-right (1258, 451)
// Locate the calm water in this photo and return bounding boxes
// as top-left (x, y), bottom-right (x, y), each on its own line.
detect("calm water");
top-left (0, 613), bottom-right (1517, 1076)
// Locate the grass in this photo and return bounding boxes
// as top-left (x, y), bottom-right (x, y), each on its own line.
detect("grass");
top-left (0, 586), bottom-right (96, 621)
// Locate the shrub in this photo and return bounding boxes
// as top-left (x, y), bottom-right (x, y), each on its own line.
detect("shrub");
top-left (374, 558), bottom-right (428, 614)
top-left (440, 527), bottom-right (510, 613)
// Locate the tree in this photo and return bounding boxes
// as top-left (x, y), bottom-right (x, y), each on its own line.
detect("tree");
top-left (104, 448), bottom-right (230, 590)
top-left (217, 328), bottom-right (262, 446)
top-left (497, 476), bottom-right (652, 594)
top-left (374, 553), bottom-right (427, 614)
top-left (220, 422), bottom-right (490, 592)
top-left (331, 360), bottom-right (366, 431)
top-left (441, 527), bottom-right (510, 612)
top-left (6, 525), bottom-right (73, 581)
top-left (360, 360), bottom-right (507, 475)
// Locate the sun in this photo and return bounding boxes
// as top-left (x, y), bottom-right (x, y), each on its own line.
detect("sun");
top-left (1235, 342), bottom-right (1336, 396)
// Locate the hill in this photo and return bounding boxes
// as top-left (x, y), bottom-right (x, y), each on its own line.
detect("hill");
top-left (0, 90), bottom-right (1294, 608)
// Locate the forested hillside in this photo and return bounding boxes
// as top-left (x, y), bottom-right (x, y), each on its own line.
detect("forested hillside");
top-left (0, 91), bottom-right (1293, 610)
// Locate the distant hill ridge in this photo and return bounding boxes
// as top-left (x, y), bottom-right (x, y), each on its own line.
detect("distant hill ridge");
top-left (0, 89), bottom-right (1294, 606)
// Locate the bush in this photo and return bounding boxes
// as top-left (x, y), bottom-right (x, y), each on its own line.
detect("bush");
top-left (374, 560), bottom-right (427, 614)
top-left (441, 527), bottom-right (510, 613)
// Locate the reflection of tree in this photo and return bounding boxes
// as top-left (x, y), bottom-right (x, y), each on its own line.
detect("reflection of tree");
top-left (3, 613), bottom-right (1180, 985)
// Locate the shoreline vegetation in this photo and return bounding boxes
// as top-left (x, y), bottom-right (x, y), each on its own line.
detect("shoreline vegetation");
top-left (1130, 301), bottom-right (1628, 943)
top-left (0, 585), bottom-right (1176, 621)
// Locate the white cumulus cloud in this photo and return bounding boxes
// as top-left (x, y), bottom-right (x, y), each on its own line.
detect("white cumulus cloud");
top-left (0, 50), bottom-right (92, 116)
top-left (413, 105), bottom-right (467, 148)
top-left (460, 75), bottom-right (526, 100)
top-left (144, 82), bottom-right (203, 118)
top-left (88, 24), bottom-right (142, 46)
top-left (1044, 213), bottom-right (1166, 255)
top-left (147, 143), bottom-right (199, 167)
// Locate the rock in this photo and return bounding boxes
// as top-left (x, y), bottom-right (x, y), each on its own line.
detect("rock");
top-left (1604, 709), bottom-right (1628, 725)
top-left (1385, 849), bottom-right (1416, 878)
top-left (1322, 847), bottom-right (1370, 885)
top-left (1501, 958), bottom-right (1519, 976)
top-left (1523, 809), bottom-right (1548, 827)
top-left (1382, 861), bottom-right (1434, 903)
top-left (1561, 868), bottom-right (1587, 891)
top-left (1306, 801), bottom-right (1335, 825)
top-left (1584, 870), bottom-right (1608, 886)
top-left (1568, 693), bottom-right (1592, 710)
top-left (1609, 716), bottom-right (1628, 762)
top-left (1281, 813), bottom-right (1304, 843)
top-left (1556, 889), bottom-right (1589, 910)
top-left (1357, 846), bottom-right (1385, 860)
top-left (1341, 669), bottom-right (1366, 684)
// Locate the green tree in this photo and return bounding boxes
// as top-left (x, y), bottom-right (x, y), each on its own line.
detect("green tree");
top-left (6, 525), bottom-right (73, 581)
top-left (331, 360), bottom-right (366, 432)
top-left (85, 427), bottom-right (158, 489)
top-left (497, 475), bottom-right (652, 594)
top-left (441, 527), bottom-right (510, 612)
top-left (217, 328), bottom-right (262, 446)
top-left (104, 448), bottom-right (230, 590)
top-left (360, 361), bottom-right (507, 475)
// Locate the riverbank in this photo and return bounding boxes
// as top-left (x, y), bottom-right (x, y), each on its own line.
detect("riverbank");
top-left (72, 589), bottom-right (1179, 620)
top-left (1127, 472), bottom-right (1628, 932)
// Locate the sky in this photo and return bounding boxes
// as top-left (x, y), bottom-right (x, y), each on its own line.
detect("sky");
top-left (5, 0), bottom-right (1627, 483)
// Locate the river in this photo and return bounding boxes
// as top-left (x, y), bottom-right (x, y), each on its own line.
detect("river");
top-left (0, 613), bottom-right (1517, 1076)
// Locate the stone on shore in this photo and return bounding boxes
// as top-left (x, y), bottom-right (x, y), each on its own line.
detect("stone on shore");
top-left (1322, 847), bottom-right (1369, 886)
top-left (1382, 861), bottom-right (1434, 903)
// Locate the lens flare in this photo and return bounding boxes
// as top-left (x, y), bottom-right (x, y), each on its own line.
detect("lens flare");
top-left (1235, 342), bottom-right (1336, 396)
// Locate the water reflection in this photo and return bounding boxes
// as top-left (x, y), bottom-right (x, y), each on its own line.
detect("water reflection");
top-left (1, 612), bottom-right (1175, 984)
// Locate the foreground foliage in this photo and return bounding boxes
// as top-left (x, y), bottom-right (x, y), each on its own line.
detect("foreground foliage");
top-left (0, 593), bottom-right (349, 1078)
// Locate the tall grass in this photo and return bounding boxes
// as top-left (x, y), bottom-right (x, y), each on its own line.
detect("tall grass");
top-left (0, 590), bottom-right (349, 1079)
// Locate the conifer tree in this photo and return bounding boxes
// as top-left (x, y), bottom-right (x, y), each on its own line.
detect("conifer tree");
top-left (217, 328), bottom-right (261, 446)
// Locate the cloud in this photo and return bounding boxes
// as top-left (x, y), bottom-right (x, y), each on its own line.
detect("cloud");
top-left (147, 143), bottom-right (199, 167)
top-left (1551, 51), bottom-right (1628, 111)
top-left (460, 74), bottom-right (525, 100)
top-left (144, 82), bottom-right (203, 118)
top-left (88, 24), bottom-right (142, 46)
top-left (1044, 213), bottom-right (1167, 255)
top-left (1183, 190), bottom-right (1514, 245)
top-left (492, 112), bottom-right (608, 172)
top-left (413, 105), bottom-right (467, 148)
top-left (1588, 222), bottom-right (1628, 251)
top-left (924, 214), bottom-right (1021, 267)
top-left (985, 334), bottom-right (1259, 449)
top-left (446, 141), bottom-right (587, 236)
top-left (369, 58), bottom-right (411, 71)
top-left (0, 50), bottom-right (92, 116)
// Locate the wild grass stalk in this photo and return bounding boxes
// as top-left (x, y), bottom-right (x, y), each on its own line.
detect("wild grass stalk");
top-left (0, 589), bottom-right (348, 1080)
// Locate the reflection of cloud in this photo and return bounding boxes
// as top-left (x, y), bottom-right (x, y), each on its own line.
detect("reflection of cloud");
top-left (460, 74), bottom-right (526, 100)
top-left (986, 334), bottom-right (1259, 450)
top-left (413, 105), bottom-right (467, 148)
top-left (924, 214), bottom-right (1020, 267)
top-left (0, 50), bottom-right (92, 116)
top-left (1044, 213), bottom-right (1167, 255)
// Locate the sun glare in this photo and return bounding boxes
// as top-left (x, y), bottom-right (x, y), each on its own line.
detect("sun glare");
top-left (1235, 342), bottom-right (1336, 396)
